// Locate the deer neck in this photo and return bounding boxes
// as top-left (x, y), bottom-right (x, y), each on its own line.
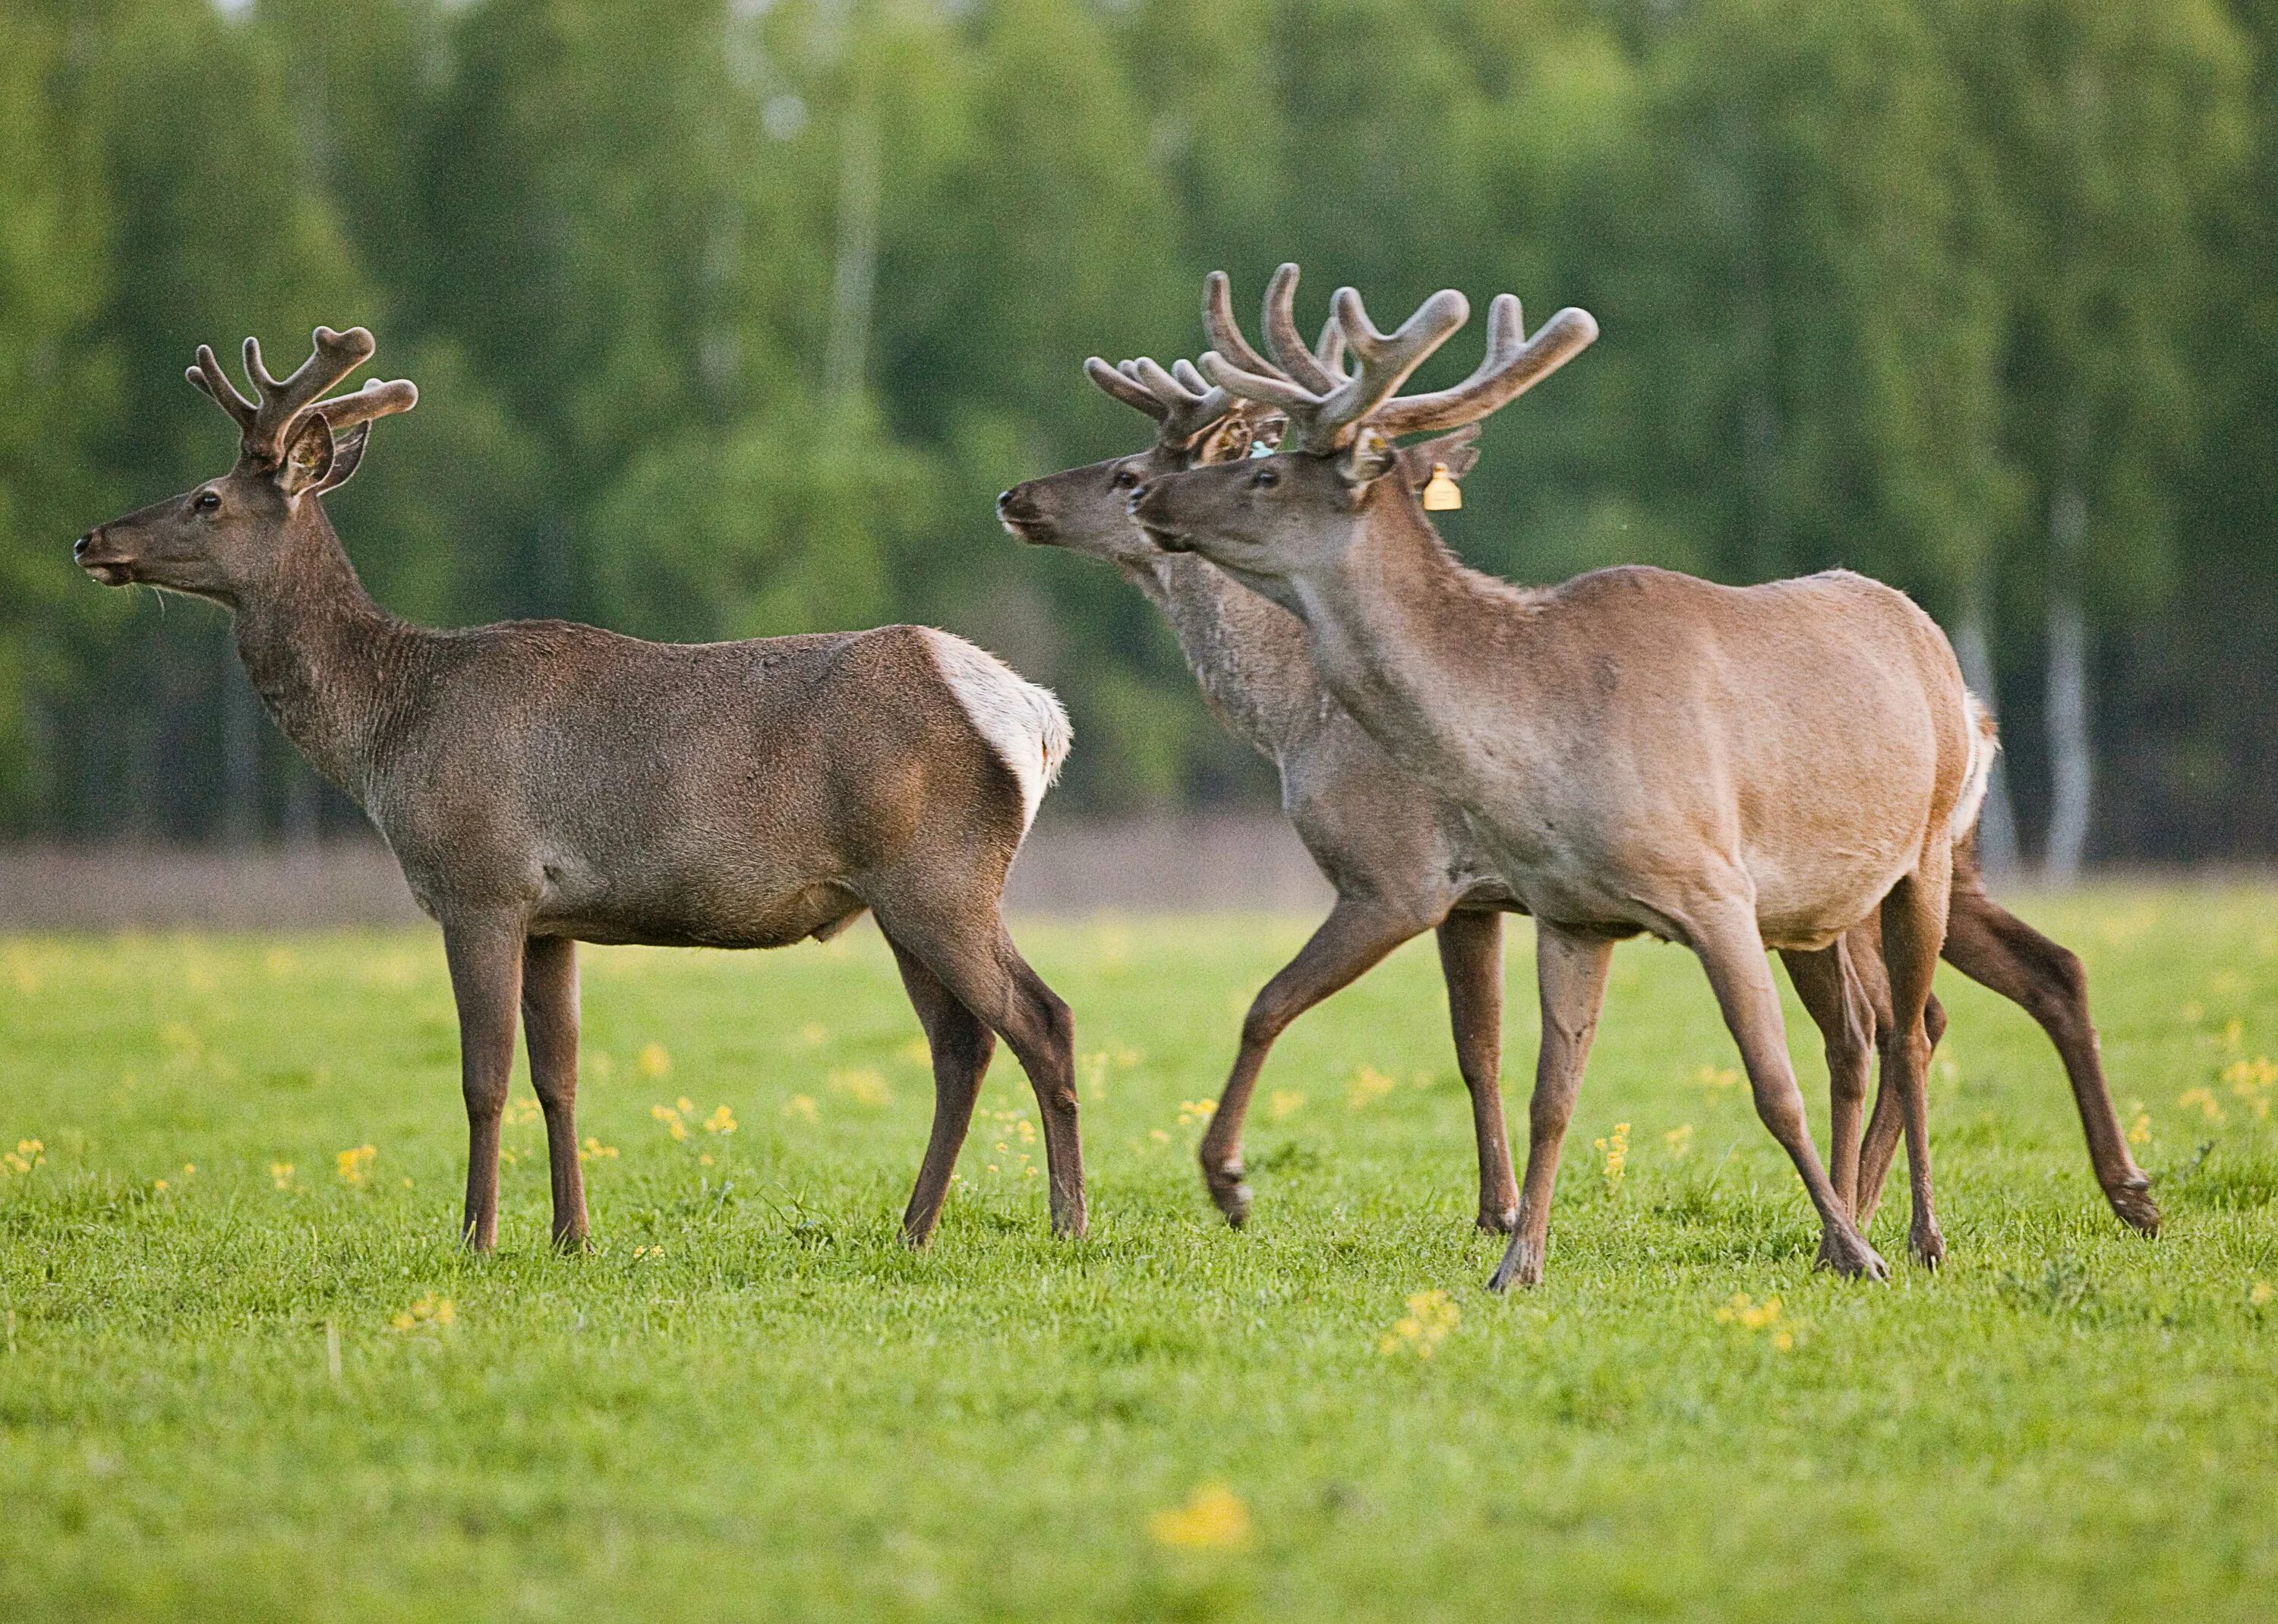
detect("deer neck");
top-left (1287, 503), bottom-right (1545, 787)
top-left (1125, 551), bottom-right (1328, 758)
top-left (229, 510), bottom-right (418, 804)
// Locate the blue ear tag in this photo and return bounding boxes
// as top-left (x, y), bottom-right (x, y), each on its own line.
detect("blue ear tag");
top-left (1248, 439), bottom-right (1273, 459)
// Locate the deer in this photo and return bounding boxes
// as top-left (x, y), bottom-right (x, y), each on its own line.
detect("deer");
top-left (999, 349), bottom-right (1527, 1235)
top-left (73, 326), bottom-right (1084, 1253)
top-left (1010, 268), bottom-right (2155, 1247)
top-left (1131, 268), bottom-right (2034, 1287)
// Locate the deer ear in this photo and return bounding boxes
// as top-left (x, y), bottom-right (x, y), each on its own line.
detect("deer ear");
top-left (1189, 415), bottom-right (1254, 466)
top-left (1396, 425), bottom-right (1482, 494)
top-left (276, 413), bottom-right (336, 497)
top-left (1335, 425), bottom-right (1399, 490)
top-left (310, 422), bottom-right (371, 495)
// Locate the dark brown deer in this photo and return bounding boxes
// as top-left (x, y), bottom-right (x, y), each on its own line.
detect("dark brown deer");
top-left (1133, 270), bottom-right (2142, 1285)
top-left (74, 326), bottom-right (1083, 1251)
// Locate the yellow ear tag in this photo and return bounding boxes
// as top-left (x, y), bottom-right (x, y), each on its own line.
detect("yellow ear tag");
top-left (1421, 463), bottom-right (1463, 512)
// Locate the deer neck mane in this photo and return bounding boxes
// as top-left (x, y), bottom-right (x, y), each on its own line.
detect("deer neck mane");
top-left (1125, 550), bottom-right (1330, 759)
top-left (230, 505), bottom-right (421, 804)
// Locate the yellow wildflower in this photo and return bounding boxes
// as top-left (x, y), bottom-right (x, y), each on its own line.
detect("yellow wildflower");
top-left (636, 1043), bottom-right (672, 1080)
top-left (1696, 1064), bottom-right (1742, 1093)
top-left (783, 1094), bottom-right (818, 1122)
top-left (2125, 1104), bottom-right (2152, 1148)
top-left (831, 1070), bottom-right (892, 1108)
top-left (1348, 1065), bottom-right (1396, 1110)
top-left (1715, 1292), bottom-right (1795, 1351)
top-left (1378, 1289), bottom-right (1460, 1359)
top-left (270, 1161), bottom-right (295, 1190)
top-left (1664, 1124), bottom-right (1695, 1158)
top-left (389, 1292), bottom-right (456, 1334)
top-left (1594, 1122), bottom-right (1631, 1194)
top-left (2178, 1086), bottom-right (2226, 1124)
top-left (651, 1102), bottom-right (689, 1141)
top-left (1269, 1089), bottom-right (1305, 1121)
top-left (1147, 1483), bottom-right (1251, 1552)
top-left (1175, 1099), bottom-right (1217, 1128)
top-left (336, 1144), bottom-right (377, 1187)
top-left (2, 1138), bottom-right (44, 1176)
top-left (702, 1105), bottom-right (737, 1136)
top-left (2250, 1281), bottom-right (2273, 1308)
top-left (579, 1137), bottom-right (619, 1162)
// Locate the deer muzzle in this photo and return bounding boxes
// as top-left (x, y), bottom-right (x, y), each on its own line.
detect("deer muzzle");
top-left (74, 527), bottom-right (137, 587)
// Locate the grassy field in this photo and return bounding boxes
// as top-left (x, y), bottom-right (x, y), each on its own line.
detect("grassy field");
top-left (2, 889), bottom-right (2274, 1621)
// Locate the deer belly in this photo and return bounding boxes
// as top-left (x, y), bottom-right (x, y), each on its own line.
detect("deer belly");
top-left (532, 862), bottom-right (863, 950)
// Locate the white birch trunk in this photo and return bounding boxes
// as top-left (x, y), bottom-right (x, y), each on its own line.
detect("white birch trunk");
top-left (2044, 481), bottom-right (2093, 882)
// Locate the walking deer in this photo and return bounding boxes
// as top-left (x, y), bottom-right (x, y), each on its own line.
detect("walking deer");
top-left (74, 326), bottom-right (1083, 1251)
top-left (999, 348), bottom-right (1526, 1232)
top-left (1131, 268), bottom-right (2138, 1285)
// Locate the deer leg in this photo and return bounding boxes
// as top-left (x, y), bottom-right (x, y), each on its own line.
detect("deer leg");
top-left (1939, 866), bottom-right (2157, 1234)
top-left (1487, 923), bottom-right (1612, 1291)
top-left (443, 911), bottom-right (525, 1253)
top-left (872, 897), bottom-right (1083, 1238)
top-left (1197, 894), bottom-right (1422, 1227)
top-left (1438, 910), bottom-right (1518, 1234)
top-left (1780, 937), bottom-right (1874, 1219)
top-left (1878, 853), bottom-right (1954, 1267)
top-left (521, 933), bottom-right (590, 1251)
top-left (1689, 898), bottom-right (1888, 1280)
top-left (885, 934), bottom-right (997, 1247)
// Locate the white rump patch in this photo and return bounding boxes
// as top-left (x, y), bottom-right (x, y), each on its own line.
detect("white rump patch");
top-left (920, 629), bottom-right (1071, 835)
top-left (1951, 689), bottom-right (2000, 840)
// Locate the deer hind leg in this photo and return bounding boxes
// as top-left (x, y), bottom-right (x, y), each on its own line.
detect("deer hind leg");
top-left (885, 935), bottom-right (998, 1247)
top-left (522, 933), bottom-right (590, 1251)
top-left (1690, 897), bottom-right (1888, 1281)
top-left (1876, 852), bottom-right (1954, 1267)
top-left (872, 894), bottom-right (1083, 1238)
top-left (1939, 863), bottom-right (2157, 1234)
top-left (1488, 923), bottom-right (1612, 1291)
top-left (1199, 894), bottom-right (1421, 1228)
top-left (442, 910), bottom-right (526, 1253)
top-left (1781, 937), bottom-right (1875, 1219)
top-left (1438, 910), bottom-right (1518, 1234)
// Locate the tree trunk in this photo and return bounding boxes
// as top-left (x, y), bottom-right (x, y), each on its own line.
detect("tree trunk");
top-left (2043, 480), bottom-right (2093, 883)
top-left (822, 73), bottom-right (880, 406)
top-left (1951, 605), bottom-right (2020, 879)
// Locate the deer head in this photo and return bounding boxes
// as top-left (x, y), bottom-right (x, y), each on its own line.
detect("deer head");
top-left (1128, 266), bottom-right (1595, 598)
top-left (995, 355), bottom-right (1267, 567)
top-left (74, 327), bottom-right (416, 606)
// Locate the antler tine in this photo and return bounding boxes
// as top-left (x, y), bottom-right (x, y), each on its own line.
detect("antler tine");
top-left (1201, 270), bottom-right (1286, 383)
top-left (1370, 300), bottom-right (1599, 438)
top-left (1232, 285), bottom-right (1463, 453)
top-left (1128, 356), bottom-right (1236, 449)
top-left (314, 377), bottom-right (418, 436)
top-left (1084, 355), bottom-right (1169, 421)
top-left (1312, 313), bottom-right (1348, 383)
top-left (1260, 263), bottom-right (1342, 394)
top-left (187, 344), bottom-right (257, 434)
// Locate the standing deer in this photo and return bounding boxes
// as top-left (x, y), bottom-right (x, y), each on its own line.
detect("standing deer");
top-left (1134, 269), bottom-right (2004, 1286)
top-left (74, 326), bottom-right (1083, 1251)
top-left (1011, 268), bottom-right (2154, 1244)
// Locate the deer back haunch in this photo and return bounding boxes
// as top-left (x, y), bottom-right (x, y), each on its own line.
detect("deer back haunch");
top-left (75, 326), bottom-right (1080, 1252)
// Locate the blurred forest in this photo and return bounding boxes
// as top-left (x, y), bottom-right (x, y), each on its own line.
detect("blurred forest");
top-left (0, 0), bottom-right (2270, 868)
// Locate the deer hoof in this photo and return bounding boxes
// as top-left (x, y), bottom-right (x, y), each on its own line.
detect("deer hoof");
top-left (2106, 1181), bottom-right (2161, 1236)
top-left (1909, 1222), bottom-right (1945, 1269)
top-left (1816, 1228), bottom-right (1890, 1282)
top-left (1486, 1236), bottom-right (1543, 1293)
top-left (1203, 1162), bottom-right (1252, 1228)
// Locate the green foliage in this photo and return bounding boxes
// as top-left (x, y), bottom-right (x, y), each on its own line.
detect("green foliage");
top-left (2, 0), bottom-right (2270, 845)
top-left (2, 889), bottom-right (2276, 1616)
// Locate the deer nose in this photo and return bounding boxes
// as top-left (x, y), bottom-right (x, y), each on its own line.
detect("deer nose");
top-left (74, 530), bottom-right (95, 560)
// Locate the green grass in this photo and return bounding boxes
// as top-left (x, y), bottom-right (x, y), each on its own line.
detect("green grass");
top-left (3, 889), bottom-right (2276, 1622)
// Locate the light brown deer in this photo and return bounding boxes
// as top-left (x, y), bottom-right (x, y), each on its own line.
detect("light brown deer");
top-left (1134, 271), bottom-right (1997, 1286)
top-left (74, 326), bottom-right (1083, 1251)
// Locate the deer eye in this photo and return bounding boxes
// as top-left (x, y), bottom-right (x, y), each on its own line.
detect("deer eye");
top-left (1112, 468), bottom-right (1138, 490)
top-left (1251, 468), bottom-right (1279, 490)
top-left (194, 490), bottom-right (221, 512)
